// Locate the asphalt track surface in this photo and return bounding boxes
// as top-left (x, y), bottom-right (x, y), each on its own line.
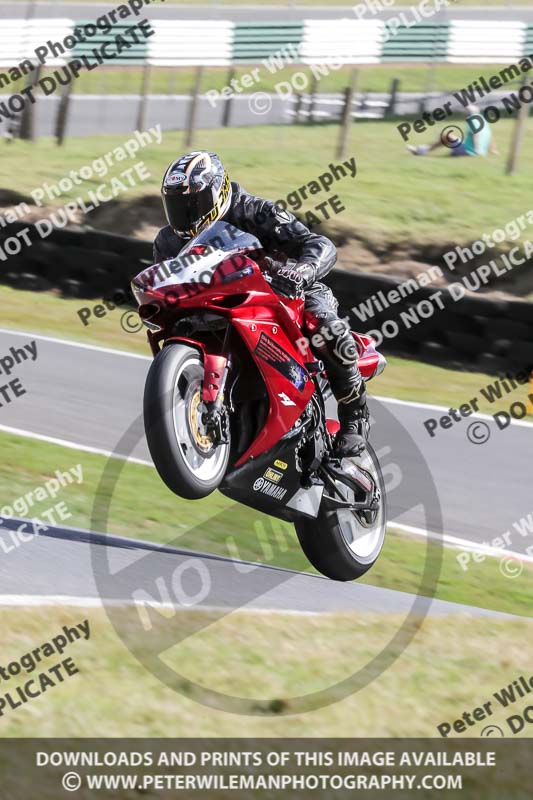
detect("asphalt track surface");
top-left (6, 90), bottom-right (504, 139)
top-left (3, 92), bottom-right (392, 139)
top-left (0, 327), bottom-right (530, 619)
top-left (0, 518), bottom-right (520, 618)
top-left (0, 327), bottom-right (531, 546)
top-left (1, 4), bottom-right (530, 23)
top-left (3, 93), bottom-right (300, 139)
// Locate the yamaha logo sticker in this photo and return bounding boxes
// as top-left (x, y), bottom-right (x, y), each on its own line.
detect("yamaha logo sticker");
top-left (253, 476), bottom-right (287, 501)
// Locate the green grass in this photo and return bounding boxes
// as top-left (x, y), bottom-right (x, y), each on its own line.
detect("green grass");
top-left (0, 286), bottom-right (151, 355)
top-left (1, 607), bottom-right (532, 745)
top-left (1, 119), bottom-right (532, 245)
top-left (0, 63), bottom-right (514, 97)
top-left (1, 429), bottom-right (531, 617)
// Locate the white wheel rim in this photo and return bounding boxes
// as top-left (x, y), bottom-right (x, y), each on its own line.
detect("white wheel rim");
top-left (335, 450), bottom-right (385, 560)
top-left (172, 355), bottom-right (229, 483)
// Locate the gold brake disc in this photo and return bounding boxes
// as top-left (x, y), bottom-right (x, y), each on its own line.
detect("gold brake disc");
top-left (189, 390), bottom-right (213, 453)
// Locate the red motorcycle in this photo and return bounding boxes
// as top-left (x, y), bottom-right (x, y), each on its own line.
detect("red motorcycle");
top-left (132, 221), bottom-right (387, 581)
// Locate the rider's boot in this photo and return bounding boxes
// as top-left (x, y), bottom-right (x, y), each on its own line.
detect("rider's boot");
top-left (302, 292), bottom-right (369, 457)
top-left (330, 370), bottom-right (369, 458)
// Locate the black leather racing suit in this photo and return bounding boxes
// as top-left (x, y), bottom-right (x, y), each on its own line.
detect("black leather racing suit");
top-left (153, 182), bottom-right (365, 415)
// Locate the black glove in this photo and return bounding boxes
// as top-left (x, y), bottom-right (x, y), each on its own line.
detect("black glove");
top-left (268, 261), bottom-right (316, 299)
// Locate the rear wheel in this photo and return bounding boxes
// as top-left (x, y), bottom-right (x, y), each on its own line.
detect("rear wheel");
top-left (294, 444), bottom-right (386, 581)
top-left (144, 345), bottom-right (230, 499)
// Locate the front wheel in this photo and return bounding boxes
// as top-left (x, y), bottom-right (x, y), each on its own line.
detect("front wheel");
top-left (294, 444), bottom-right (386, 581)
top-left (143, 344), bottom-right (231, 500)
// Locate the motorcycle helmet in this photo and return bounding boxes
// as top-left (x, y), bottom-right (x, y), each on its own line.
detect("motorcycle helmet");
top-left (161, 151), bottom-right (232, 239)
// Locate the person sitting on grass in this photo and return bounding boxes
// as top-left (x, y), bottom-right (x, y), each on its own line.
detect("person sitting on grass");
top-left (407, 104), bottom-right (499, 157)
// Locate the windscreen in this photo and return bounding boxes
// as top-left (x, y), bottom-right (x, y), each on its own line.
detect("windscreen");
top-left (153, 222), bottom-right (263, 289)
top-left (180, 221), bottom-right (262, 258)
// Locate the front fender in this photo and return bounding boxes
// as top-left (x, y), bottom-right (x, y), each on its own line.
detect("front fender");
top-left (162, 337), bottom-right (228, 403)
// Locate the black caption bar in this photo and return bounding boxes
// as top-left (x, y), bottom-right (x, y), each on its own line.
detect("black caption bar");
top-left (0, 738), bottom-right (531, 799)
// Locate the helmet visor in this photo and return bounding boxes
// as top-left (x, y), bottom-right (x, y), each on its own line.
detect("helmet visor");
top-left (162, 187), bottom-right (214, 234)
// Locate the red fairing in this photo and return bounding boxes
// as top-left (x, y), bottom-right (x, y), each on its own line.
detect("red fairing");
top-left (326, 419), bottom-right (340, 436)
top-left (353, 333), bottom-right (387, 380)
top-left (232, 317), bottom-right (314, 465)
top-left (134, 241), bottom-right (385, 467)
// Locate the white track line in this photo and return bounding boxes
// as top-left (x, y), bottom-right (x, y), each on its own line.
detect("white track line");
top-left (391, 522), bottom-right (533, 566)
top-left (0, 420), bottom-right (529, 565)
top-left (374, 394), bottom-right (533, 430)
top-left (0, 595), bottom-right (320, 616)
top-left (0, 327), bottom-right (150, 360)
top-left (0, 328), bottom-right (531, 558)
top-left (0, 423), bottom-right (153, 466)
top-left (2, 327), bottom-right (531, 427)
top-left (0, 595), bottom-right (526, 621)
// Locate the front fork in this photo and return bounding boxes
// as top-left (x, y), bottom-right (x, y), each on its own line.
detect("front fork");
top-left (202, 325), bottom-right (232, 445)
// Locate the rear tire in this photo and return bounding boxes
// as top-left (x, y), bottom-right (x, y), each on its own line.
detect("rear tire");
top-left (294, 444), bottom-right (386, 581)
top-left (144, 345), bottom-right (231, 500)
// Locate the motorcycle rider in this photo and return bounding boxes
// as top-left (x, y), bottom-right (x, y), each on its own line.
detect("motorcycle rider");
top-left (153, 151), bottom-right (369, 456)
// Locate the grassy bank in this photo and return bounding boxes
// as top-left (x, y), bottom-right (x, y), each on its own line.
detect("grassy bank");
top-left (0, 120), bottom-right (531, 244)
top-left (0, 62), bottom-right (515, 97)
top-left (1, 429), bottom-right (531, 617)
top-left (0, 607), bottom-right (531, 740)
top-left (2, 286), bottom-right (533, 416)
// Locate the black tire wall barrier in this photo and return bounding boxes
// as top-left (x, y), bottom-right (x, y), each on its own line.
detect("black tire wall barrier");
top-left (2, 222), bottom-right (532, 374)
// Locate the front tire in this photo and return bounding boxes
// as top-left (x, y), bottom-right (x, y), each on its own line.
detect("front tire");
top-left (294, 444), bottom-right (386, 581)
top-left (144, 345), bottom-right (231, 500)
